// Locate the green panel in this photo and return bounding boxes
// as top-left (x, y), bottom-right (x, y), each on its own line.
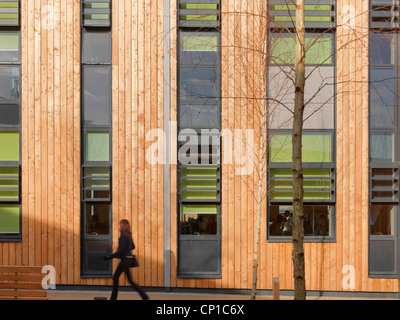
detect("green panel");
top-left (180, 15), bottom-right (218, 21)
top-left (272, 5), bottom-right (332, 11)
top-left (269, 133), bottom-right (332, 163)
top-left (0, 167), bottom-right (18, 176)
top-left (273, 16), bottom-right (331, 22)
top-left (83, 3), bottom-right (110, 9)
top-left (0, 2), bottom-right (18, 8)
top-left (181, 204), bottom-right (218, 214)
top-left (0, 32), bottom-right (18, 50)
top-left (85, 132), bottom-right (110, 162)
top-left (0, 205), bottom-right (19, 234)
top-left (271, 34), bottom-right (333, 65)
top-left (181, 190), bottom-right (217, 200)
top-left (183, 34), bottom-right (217, 51)
top-left (181, 167), bottom-right (218, 177)
top-left (0, 131), bottom-right (19, 161)
top-left (180, 4), bottom-right (218, 9)
top-left (84, 14), bottom-right (110, 20)
top-left (270, 168), bottom-right (332, 200)
top-left (181, 179), bottom-right (217, 189)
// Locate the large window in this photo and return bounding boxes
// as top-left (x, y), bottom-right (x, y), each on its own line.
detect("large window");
top-left (369, 0), bottom-right (400, 276)
top-left (0, 0), bottom-right (21, 242)
top-left (177, 0), bottom-right (221, 278)
top-left (267, 0), bottom-right (336, 241)
top-left (80, 0), bottom-right (112, 277)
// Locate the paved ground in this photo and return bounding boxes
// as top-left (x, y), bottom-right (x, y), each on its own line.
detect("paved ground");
top-left (47, 290), bottom-right (397, 300)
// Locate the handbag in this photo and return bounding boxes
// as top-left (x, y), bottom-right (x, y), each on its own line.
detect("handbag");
top-left (127, 255), bottom-right (139, 268)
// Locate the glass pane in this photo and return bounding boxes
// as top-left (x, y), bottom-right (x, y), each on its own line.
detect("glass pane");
top-left (179, 104), bottom-right (219, 129)
top-left (269, 132), bottom-right (332, 163)
top-left (180, 204), bottom-right (218, 235)
top-left (82, 32), bottom-right (111, 63)
top-left (84, 203), bottom-right (110, 236)
top-left (0, 104), bottom-right (19, 126)
top-left (370, 132), bottom-right (394, 162)
top-left (370, 240), bottom-right (395, 273)
top-left (82, 66), bottom-right (111, 126)
top-left (271, 34), bottom-right (333, 65)
top-left (180, 31), bottom-right (218, 65)
top-left (84, 167), bottom-right (110, 188)
top-left (0, 131), bottom-right (19, 161)
top-left (82, 239), bottom-right (112, 274)
top-left (370, 205), bottom-right (394, 236)
top-left (269, 205), bottom-right (331, 237)
top-left (370, 68), bottom-right (395, 128)
top-left (180, 67), bottom-right (219, 99)
top-left (85, 132), bottom-right (110, 162)
top-left (0, 32), bottom-right (19, 62)
top-left (0, 66), bottom-right (20, 103)
top-left (0, 205), bottom-right (19, 234)
top-left (370, 34), bottom-right (394, 65)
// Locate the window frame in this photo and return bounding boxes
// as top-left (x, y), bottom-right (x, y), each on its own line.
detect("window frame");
top-left (0, 22), bottom-right (21, 242)
top-left (267, 2), bottom-right (337, 243)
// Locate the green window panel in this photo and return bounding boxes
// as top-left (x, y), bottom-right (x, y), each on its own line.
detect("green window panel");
top-left (270, 168), bottom-right (333, 201)
top-left (82, 0), bottom-right (111, 27)
top-left (181, 179), bottom-right (217, 189)
top-left (181, 167), bottom-right (218, 177)
top-left (180, 4), bottom-right (218, 10)
top-left (271, 34), bottom-right (333, 65)
top-left (83, 167), bottom-right (110, 188)
top-left (180, 15), bottom-right (218, 21)
top-left (183, 34), bottom-right (218, 51)
top-left (0, 204), bottom-right (19, 234)
top-left (181, 190), bottom-right (218, 201)
top-left (269, 132), bottom-right (332, 163)
top-left (85, 132), bottom-right (110, 162)
top-left (181, 204), bottom-right (218, 214)
top-left (0, 131), bottom-right (19, 162)
top-left (0, 0), bottom-right (19, 26)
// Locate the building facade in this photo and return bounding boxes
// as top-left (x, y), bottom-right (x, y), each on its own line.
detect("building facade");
top-left (0, 0), bottom-right (399, 295)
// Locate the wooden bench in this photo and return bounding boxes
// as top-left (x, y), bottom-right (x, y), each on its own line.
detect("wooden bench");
top-left (0, 266), bottom-right (48, 300)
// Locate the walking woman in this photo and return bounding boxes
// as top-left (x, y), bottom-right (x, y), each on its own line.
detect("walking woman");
top-left (104, 219), bottom-right (149, 300)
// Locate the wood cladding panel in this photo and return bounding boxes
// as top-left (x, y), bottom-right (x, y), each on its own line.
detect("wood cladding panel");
top-left (0, 0), bottom-right (398, 294)
top-left (0, 0), bottom-right (164, 288)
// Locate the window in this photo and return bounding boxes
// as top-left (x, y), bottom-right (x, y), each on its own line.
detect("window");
top-left (369, 0), bottom-right (399, 276)
top-left (267, 0), bottom-right (336, 241)
top-left (0, 1), bottom-right (21, 242)
top-left (80, 0), bottom-right (112, 277)
top-left (177, 0), bottom-right (221, 278)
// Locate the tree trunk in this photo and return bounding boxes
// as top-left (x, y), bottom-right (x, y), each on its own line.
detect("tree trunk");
top-left (251, 111), bottom-right (267, 301)
top-left (292, 0), bottom-right (306, 300)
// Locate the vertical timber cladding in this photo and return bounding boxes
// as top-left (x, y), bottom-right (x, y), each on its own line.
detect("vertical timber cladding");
top-left (177, 0), bottom-right (222, 278)
top-left (0, 0), bottom-right (21, 242)
top-left (80, 0), bottom-right (113, 277)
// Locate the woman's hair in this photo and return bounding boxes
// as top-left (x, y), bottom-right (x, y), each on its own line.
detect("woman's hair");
top-left (120, 219), bottom-right (132, 235)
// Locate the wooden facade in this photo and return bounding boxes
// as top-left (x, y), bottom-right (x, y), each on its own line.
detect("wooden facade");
top-left (0, 0), bottom-right (398, 294)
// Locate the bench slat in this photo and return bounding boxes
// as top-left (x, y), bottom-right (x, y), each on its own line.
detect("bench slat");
top-left (0, 274), bottom-right (44, 282)
top-left (0, 290), bottom-right (48, 298)
top-left (0, 266), bottom-right (43, 274)
top-left (0, 283), bottom-right (44, 290)
top-left (0, 296), bottom-right (49, 300)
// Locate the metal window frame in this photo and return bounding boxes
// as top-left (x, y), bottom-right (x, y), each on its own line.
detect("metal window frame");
top-left (0, 0), bottom-right (20, 27)
top-left (177, 0), bottom-right (222, 279)
top-left (0, 20), bottom-right (21, 242)
top-left (267, 5), bottom-right (337, 242)
top-left (81, 0), bottom-right (112, 28)
top-left (80, 3), bottom-right (112, 277)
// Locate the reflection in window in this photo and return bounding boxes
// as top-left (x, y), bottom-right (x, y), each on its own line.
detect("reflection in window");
top-left (180, 204), bottom-right (218, 235)
top-left (370, 68), bottom-right (395, 128)
top-left (84, 204), bottom-right (110, 236)
top-left (370, 205), bottom-right (394, 236)
top-left (370, 34), bottom-right (394, 65)
top-left (370, 132), bottom-right (394, 163)
top-left (269, 205), bottom-right (331, 237)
